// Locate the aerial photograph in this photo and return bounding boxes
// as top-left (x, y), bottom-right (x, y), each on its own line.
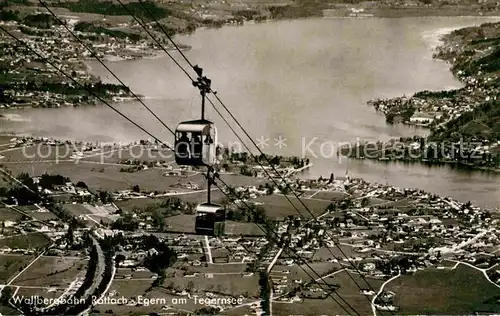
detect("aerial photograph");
top-left (0, 0), bottom-right (500, 315)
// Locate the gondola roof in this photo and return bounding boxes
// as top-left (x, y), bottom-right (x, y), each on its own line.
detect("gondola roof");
top-left (196, 202), bottom-right (224, 214)
top-left (176, 119), bottom-right (214, 133)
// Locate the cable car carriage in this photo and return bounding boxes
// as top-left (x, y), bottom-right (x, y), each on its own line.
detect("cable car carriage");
top-left (194, 203), bottom-right (225, 237)
top-left (174, 119), bottom-right (217, 167)
top-left (174, 66), bottom-right (225, 237)
top-left (174, 119), bottom-right (224, 236)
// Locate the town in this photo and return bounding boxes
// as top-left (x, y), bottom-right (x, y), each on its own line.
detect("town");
top-left (0, 135), bottom-right (498, 315)
top-left (352, 21), bottom-right (500, 172)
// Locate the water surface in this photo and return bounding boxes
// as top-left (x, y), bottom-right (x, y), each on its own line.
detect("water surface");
top-left (1, 16), bottom-right (499, 207)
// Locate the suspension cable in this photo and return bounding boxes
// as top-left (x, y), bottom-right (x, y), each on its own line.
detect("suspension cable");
top-left (0, 25), bottom-right (173, 151)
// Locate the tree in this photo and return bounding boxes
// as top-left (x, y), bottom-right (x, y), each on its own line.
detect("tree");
top-left (270, 155), bottom-right (280, 166)
top-left (111, 213), bottom-right (139, 231)
top-left (98, 190), bottom-right (113, 204)
top-left (115, 254), bottom-right (126, 267)
top-left (253, 206), bottom-right (267, 224)
top-left (65, 219), bottom-right (77, 245)
top-left (132, 184), bottom-right (140, 193)
top-left (76, 181), bottom-right (88, 188)
top-left (0, 85), bottom-right (5, 103)
top-left (1, 286), bottom-right (13, 304)
top-left (152, 209), bottom-right (166, 231)
top-left (280, 185), bottom-right (289, 195)
top-left (186, 280), bottom-right (195, 292)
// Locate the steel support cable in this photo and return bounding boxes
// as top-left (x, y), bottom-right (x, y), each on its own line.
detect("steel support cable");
top-left (3, 25), bottom-right (361, 316)
top-left (0, 26), bottom-right (173, 151)
top-left (209, 92), bottom-right (393, 314)
top-left (205, 95), bottom-right (386, 311)
top-left (97, 3), bottom-right (392, 310)
top-left (38, 0), bottom-right (175, 136)
top-left (212, 178), bottom-right (360, 316)
top-left (128, 3), bottom-right (382, 296)
top-left (1, 17), bottom-right (355, 312)
top-left (136, 0), bottom-right (196, 70)
top-left (115, 0), bottom-right (195, 82)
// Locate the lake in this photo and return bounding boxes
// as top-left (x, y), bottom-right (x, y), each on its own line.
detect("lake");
top-left (1, 16), bottom-right (499, 208)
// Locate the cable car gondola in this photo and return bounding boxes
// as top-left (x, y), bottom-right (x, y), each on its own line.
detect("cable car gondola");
top-left (174, 119), bottom-right (216, 167)
top-left (194, 203), bottom-right (225, 237)
top-left (174, 65), bottom-right (225, 237)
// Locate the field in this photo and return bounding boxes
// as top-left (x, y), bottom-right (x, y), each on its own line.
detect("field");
top-left (311, 245), bottom-right (364, 261)
top-left (438, 259), bottom-right (460, 268)
top-left (224, 221), bottom-right (266, 236)
top-left (165, 214), bottom-right (196, 233)
top-left (0, 207), bottom-right (24, 221)
top-left (12, 256), bottom-right (87, 289)
top-left (211, 248), bottom-right (230, 262)
top-left (64, 203), bottom-right (93, 216)
top-left (367, 197), bottom-right (390, 206)
top-left (115, 268), bottom-right (157, 279)
top-left (115, 198), bottom-right (173, 212)
top-left (0, 254), bottom-right (35, 283)
top-left (78, 145), bottom-right (175, 163)
top-left (272, 270), bottom-right (383, 315)
top-left (25, 211), bottom-right (60, 221)
top-left (15, 205), bottom-right (61, 221)
top-left (0, 232), bottom-right (51, 249)
top-left (0, 304), bottom-right (19, 316)
top-left (185, 263), bottom-right (248, 274)
top-left (386, 265), bottom-right (500, 314)
top-left (2, 160), bottom-right (266, 196)
top-left (117, 190), bottom-right (227, 206)
top-left (0, 144), bottom-right (75, 163)
top-left (254, 195), bottom-right (332, 219)
top-left (164, 214), bottom-right (265, 236)
top-left (13, 286), bottom-right (60, 300)
top-left (102, 273), bottom-right (259, 315)
top-left (307, 190), bottom-right (349, 201)
top-left (162, 274), bottom-right (259, 297)
top-left (271, 262), bottom-right (341, 282)
top-left (2, 162), bottom-right (185, 192)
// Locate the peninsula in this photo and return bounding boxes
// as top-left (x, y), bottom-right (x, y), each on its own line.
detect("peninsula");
top-left (344, 21), bottom-right (500, 171)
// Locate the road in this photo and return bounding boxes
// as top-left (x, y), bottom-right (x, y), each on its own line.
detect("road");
top-left (267, 247), bottom-right (283, 316)
top-left (0, 285), bottom-right (66, 290)
top-left (452, 228), bottom-right (496, 252)
top-left (284, 163), bottom-right (313, 177)
top-left (450, 260), bottom-right (500, 290)
top-left (164, 188), bottom-right (219, 197)
top-left (44, 277), bottom-right (81, 310)
top-left (339, 242), bottom-right (423, 256)
top-left (308, 189), bottom-right (321, 199)
top-left (6, 249), bottom-right (48, 286)
top-left (0, 253), bottom-right (84, 260)
top-left (313, 268), bottom-right (346, 283)
top-left (75, 236), bottom-right (105, 314)
top-left (371, 270), bottom-right (401, 316)
top-left (0, 247), bottom-right (51, 299)
top-left (80, 256), bottom-right (116, 316)
top-left (204, 235), bottom-right (213, 264)
top-left (0, 169), bottom-right (38, 197)
top-left (267, 248), bottom-right (283, 274)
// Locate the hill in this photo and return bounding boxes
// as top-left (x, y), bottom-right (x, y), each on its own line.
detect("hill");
top-left (430, 21), bottom-right (500, 143)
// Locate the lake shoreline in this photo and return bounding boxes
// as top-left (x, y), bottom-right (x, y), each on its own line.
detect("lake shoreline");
top-left (357, 18), bottom-right (500, 173)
